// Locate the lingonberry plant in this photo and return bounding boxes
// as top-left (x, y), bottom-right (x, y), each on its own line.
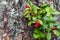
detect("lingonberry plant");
top-left (23, 0), bottom-right (60, 40)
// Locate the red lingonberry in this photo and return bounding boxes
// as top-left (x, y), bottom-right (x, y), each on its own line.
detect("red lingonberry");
top-left (25, 4), bottom-right (30, 8)
top-left (35, 21), bottom-right (40, 28)
top-left (36, 21), bottom-right (40, 25)
top-left (53, 26), bottom-right (56, 30)
top-left (35, 24), bottom-right (38, 28)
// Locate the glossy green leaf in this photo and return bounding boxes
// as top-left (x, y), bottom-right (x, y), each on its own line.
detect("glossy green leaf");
top-left (51, 16), bottom-right (58, 21)
top-left (33, 33), bottom-right (40, 38)
top-left (53, 30), bottom-right (60, 36)
top-left (40, 33), bottom-right (45, 38)
top-left (25, 14), bottom-right (30, 18)
top-left (41, 3), bottom-right (47, 8)
top-left (33, 29), bottom-right (40, 38)
top-left (54, 22), bottom-right (59, 26)
top-left (30, 4), bottom-right (39, 14)
top-left (28, 21), bottom-right (32, 27)
top-left (27, 0), bottom-right (32, 6)
top-left (57, 25), bottom-right (60, 30)
top-left (45, 7), bottom-right (51, 16)
top-left (37, 15), bottom-right (41, 19)
top-left (43, 16), bottom-right (50, 21)
top-left (33, 29), bottom-right (45, 38)
top-left (34, 29), bottom-right (40, 33)
top-left (50, 23), bottom-right (54, 28)
top-left (43, 24), bottom-right (48, 29)
top-left (32, 17), bottom-right (37, 21)
top-left (47, 32), bottom-right (51, 40)
top-left (32, 21), bottom-right (36, 23)
top-left (53, 11), bottom-right (60, 14)
top-left (28, 16), bottom-right (31, 20)
top-left (39, 20), bottom-right (43, 25)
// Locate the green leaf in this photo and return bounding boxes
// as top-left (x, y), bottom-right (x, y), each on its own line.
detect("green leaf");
top-left (33, 29), bottom-right (45, 38)
top-left (41, 3), bottom-right (47, 8)
top-left (27, 0), bottom-right (39, 14)
top-left (37, 15), bottom-right (41, 19)
top-left (38, 8), bottom-right (42, 14)
top-left (45, 7), bottom-right (51, 16)
top-left (33, 5), bottom-right (39, 9)
top-left (52, 16), bottom-right (58, 21)
top-left (39, 20), bottom-right (43, 25)
top-left (28, 16), bottom-right (31, 20)
top-left (50, 4), bottom-right (60, 14)
top-left (43, 16), bottom-right (50, 21)
top-left (40, 33), bottom-right (45, 38)
top-left (33, 9), bottom-right (37, 14)
top-left (33, 29), bottom-right (40, 38)
top-left (50, 23), bottom-right (54, 28)
top-left (34, 29), bottom-right (40, 33)
top-left (27, 0), bottom-right (32, 6)
top-left (33, 33), bottom-right (40, 38)
top-left (54, 22), bottom-right (59, 26)
top-left (28, 21), bottom-right (32, 27)
top-left (53, 11), bottom-right (60, 14)
top-left (47, 32), bottom-right (51, 40)
top-left (50, 4), bottom-right (54, 9)
top-left (49, 5), bottom-right (54, 14)
top-left (53, 30), bottom-right (60, 36)
top-left (32, 5), bottom-right (39, 14)
top-left (43, 24), bottom-right (48, 29)
top-left (32, 17), bottom-right (37, 21)
top-left (25, 14), bottom-right (30, 18)
top-left (30, 4), bottom-right (39, 14)
top-left (32, 21), bottom-right (36, 23)
top-left (57, 25), bottom-right (60, 30)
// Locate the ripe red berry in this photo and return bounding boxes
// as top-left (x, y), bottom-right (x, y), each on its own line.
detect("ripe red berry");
top-left (36, 21), bottom-right (40, 25)
top-left (25, 4), bottom-right (30, 8)
top-left (35, 24), bottom-right (38, 28)
top-left (35, 21), bottom-right (40, 28)
top-left (53, 26), bottom-right (56, 30)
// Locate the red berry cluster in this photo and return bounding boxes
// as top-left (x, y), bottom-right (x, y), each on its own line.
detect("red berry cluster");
top-left (35, 21), bottom-right (40, 28)
top-left (25, 4), bottom-right (30, 8)
top-left (53, 26), bottom-right (56, 30)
